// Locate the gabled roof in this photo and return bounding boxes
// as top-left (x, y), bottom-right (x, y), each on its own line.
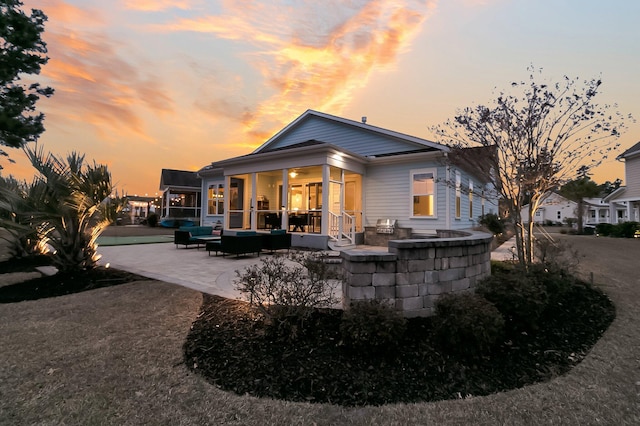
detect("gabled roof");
top-left (618, 141), bottom-right (640, 160)
top-left (159, 169), bottom-right (200, 190)
top-left (212, 139), bottom-right (368, 169)
top-left (252, 109), bottom-right (447, 154)
top-left (603, 186), bottom-right (626, 202)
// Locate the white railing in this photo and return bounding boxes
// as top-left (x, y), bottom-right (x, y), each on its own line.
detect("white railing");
top-left (328, 211), bottom-right (355, 245)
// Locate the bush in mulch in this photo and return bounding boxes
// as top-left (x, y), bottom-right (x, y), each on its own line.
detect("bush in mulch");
top-left (0, 256), bottom-right (152, 303)
top-left (183, 267), bottom-right (616, 407)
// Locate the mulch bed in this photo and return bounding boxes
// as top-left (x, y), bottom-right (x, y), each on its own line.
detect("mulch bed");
top-left (2, 254), bottom-right (616, 407)
top-left (184, 282), bottom-right (615, 406)
top-left (0, 257), bottom-right (153, 303)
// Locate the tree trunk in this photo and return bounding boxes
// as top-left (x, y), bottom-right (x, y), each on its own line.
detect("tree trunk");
top-left (576, 199), bottom-right (584, 234)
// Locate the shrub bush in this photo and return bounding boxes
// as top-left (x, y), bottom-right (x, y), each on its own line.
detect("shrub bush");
top-left (340, 300), bottom-right (407, 353)
top-left (234, 251), bottom-right (340, 340)
top-left (476, 270), bottom-right (548, 333)
top-left (534, 238), bottom-right (581, 273)
top-left (432, 292), bottom-right (505, 358)
top-left (611, 221), bottom-right (639, 238)
top-left (146, 213), bottom-right (159, 227)
top-left (478, 213), bottom-right (505, 236)
top-left (595, 223), bottom-right (614, 236)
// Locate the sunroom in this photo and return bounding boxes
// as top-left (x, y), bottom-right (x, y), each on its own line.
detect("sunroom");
top-left (203, 141), bottom-right (366, 248)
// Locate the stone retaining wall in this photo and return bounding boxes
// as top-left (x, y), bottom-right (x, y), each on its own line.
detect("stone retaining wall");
top-left (341, 230), bottom-right (493, 317)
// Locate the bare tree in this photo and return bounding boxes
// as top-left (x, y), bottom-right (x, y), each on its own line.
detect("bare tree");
top-left (433, 67), bottom-right (630, 266)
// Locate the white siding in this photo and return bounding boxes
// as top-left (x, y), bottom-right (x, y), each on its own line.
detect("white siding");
top-left (266, 116), bottom-right (429, 156)
top-left (624, 156), bottom-right (640, 199)
top-left (365, 161), bottom-right (449, 231)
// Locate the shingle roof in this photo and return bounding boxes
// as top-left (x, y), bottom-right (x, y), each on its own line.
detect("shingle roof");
top-left (619, 141), bottom-right (640, 159)
top-left (159, 169), bottom-right (200, 190)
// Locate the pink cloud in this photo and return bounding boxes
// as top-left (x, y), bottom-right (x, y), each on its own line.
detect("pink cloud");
top-left (27, 1), bottom-right (174, 140)
top-left (122, 0), bottom-right (196, 12)
top-left (151, 0), bottom-right (437, 146)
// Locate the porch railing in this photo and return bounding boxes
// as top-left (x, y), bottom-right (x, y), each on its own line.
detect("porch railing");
top-left (328, 211), bottom-right (355, 245)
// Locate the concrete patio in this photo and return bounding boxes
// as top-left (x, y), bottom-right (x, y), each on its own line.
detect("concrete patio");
top-left (97, 236), bottom-right (516, 300)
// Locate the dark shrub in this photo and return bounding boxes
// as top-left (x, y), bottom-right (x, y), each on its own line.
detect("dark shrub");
top-left (596, 223), bottom-right (614, 236)
top-left (146, 213), bottom-right (159, 227)
top-left (478, 213), bottom-right (505, 236)
top-left (476, 270), bottom-right (548, 333)
top-left (432, 292), bottom-right (505, 358)
top-left (340, 300), bottom-right (406, 353)
top-left (611, 221), bottom-right (639, 238)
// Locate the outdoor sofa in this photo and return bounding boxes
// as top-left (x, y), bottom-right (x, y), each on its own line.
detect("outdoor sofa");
top-left (206, 230), bottom-right (292, 257)
top-left (261, 229), bottom-right (292, 253)
top-left (174, 226), bottom-right (218, 248)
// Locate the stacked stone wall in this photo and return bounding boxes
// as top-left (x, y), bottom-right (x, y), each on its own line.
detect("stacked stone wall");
top-left (341, 230), bottom-right (493, 317)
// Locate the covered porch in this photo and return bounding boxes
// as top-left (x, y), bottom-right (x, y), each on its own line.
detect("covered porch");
top-left (217, 143), bottom-right (366, 248)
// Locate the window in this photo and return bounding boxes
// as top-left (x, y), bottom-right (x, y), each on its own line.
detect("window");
top-left (455, 171), bottom-right (461, 219)
top-left (207, 184), bottom-right (224, 215)
top-left (469, 180), bottom-right (473, 219)
top-left (411, 169), bottom-right (436, 217)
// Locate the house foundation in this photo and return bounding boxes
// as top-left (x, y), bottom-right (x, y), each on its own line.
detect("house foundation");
top-left (340, 230), bottom-right (493, 317)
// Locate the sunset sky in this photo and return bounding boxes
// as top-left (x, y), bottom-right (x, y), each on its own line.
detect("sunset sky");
top-left (4, 0), bottom-right (640, 195)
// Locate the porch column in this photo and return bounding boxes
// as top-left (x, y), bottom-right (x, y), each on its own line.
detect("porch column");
top-left (609, 203), bottom-right (617, 224)
top-left (250, 173), bottom-right (257, 230)
top-left (627, 202), bottom-right (633, 223)
top-left (224, 175), bottom-right (230, 229)
top-left (281, 169), bottom-right (289, 231)
top-left (321, 164), bottom-right (330, 235)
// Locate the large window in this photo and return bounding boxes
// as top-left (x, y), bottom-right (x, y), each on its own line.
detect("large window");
top-left (207, 183), bottom-right (224, 215)
top-left (411, 169), bottom-right (436, 217)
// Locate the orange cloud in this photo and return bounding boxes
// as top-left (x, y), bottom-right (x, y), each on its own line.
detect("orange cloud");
top-left (151, 0), bottom-right (437, 147)
top-left (122, 0), bottom-right (195, 12)
top-left (28, 1), bottom-right (174, 140)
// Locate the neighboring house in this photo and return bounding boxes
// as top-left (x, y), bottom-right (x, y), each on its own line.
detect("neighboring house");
top-left (521, 192), bottom-right (577, 225)
top-left (158, 169), bottom-right (202, 223)
top-left (197, 110), bottom-right (499, 249)
top-left (522, 192), bottom-right (628, 226)
top-left (119, 195), bottom-right (159, 225)
top-left (604, 141), bottom-right (640, 223)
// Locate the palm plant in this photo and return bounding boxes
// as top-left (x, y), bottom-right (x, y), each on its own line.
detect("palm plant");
top-left (0, 175), bottom-right (42, 257)
top-left (11, 145), bottom-right (125, 271)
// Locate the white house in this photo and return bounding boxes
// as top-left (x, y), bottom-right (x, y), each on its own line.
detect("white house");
top-left (604, 141), bottom-right (640, 223)
top-left (195, 110), bottom-right (499, 249)
top-left (522, 192), bottom-right (628, 227)
top-left (521, 192), bottom-right (577, 225)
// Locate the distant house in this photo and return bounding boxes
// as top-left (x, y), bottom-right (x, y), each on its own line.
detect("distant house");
top-left (119, 195), bottom-right (158, 225)
top-left (196, 110), bottom-right (499, 249)
top-left (604, 141), bottom-right (640, 223)
top-left (522, 192), bottom-right (628, 227)
top-left (158, 169), bottom-right (201, 224)
top-left (521, 192), bottom-right (577, 225)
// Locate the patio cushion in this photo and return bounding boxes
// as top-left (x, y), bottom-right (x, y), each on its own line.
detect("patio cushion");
top-left (236, 231), bottom-right (257, 236)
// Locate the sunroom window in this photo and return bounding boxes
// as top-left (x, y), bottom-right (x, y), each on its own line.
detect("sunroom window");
top-left (207, 184), bottom-right (224, 215)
